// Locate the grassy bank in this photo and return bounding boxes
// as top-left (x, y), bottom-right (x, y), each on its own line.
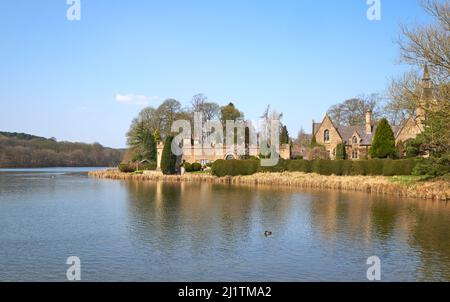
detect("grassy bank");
top-left (89, 169), bottom-right (450, 201)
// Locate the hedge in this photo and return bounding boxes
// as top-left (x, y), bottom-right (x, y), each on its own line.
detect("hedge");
top-left (182, 162), bottom-right (192, 172)
top-left (119, 163), bottom-right (135, 173)
top-left (118, 161), bottom-right (157, 173)
top-left (182, 162), bottom-right (203, 172)
top-left (211, 159), bottom-right (417, 177)
top-left (192, 162), bottom-right (202, 172)
top-left (211, 160), bottom-right (259, 177)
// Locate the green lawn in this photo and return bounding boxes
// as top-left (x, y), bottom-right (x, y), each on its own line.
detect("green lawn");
top-left (389, 175), bottom-right (430, 185)
top-left (186, 170), bottom-right (211, 175)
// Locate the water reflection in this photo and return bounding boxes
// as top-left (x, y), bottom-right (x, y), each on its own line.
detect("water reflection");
top-left (0, 170), bottom-right (449, 281)
top-left (121, 181), bottom-right (450, 281)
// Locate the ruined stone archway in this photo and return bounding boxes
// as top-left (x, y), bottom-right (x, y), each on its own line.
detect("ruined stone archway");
top-left (224, 153), bottom-right (235, 160)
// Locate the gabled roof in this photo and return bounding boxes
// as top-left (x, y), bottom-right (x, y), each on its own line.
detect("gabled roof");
top-left (394, 116), bottom-right (420, 139)
top-left (337, 125), bottom-right (373, 145)
top-left (312, 123), bottom-right (322, 135)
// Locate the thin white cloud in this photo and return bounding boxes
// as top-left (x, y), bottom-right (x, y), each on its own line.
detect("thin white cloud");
top-left (115, 94), bottom-right (160, 106)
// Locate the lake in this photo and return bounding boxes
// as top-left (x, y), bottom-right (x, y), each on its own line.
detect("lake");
top-left (0, 168), bottom-right (449, 281)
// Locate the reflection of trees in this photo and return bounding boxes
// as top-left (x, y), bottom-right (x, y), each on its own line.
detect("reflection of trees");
top-left (123, 180), bottom-right (184, 252)
top-left (122, 182), bottom-right (292, 256)
top-left (407, 201), bottom-right (450, 281)
top-left (121, 181), bottom-right (450, 281)
top-left (309, 191), bottom-right (375, 242)
top-left (369, 198), bottom-right (400, 240)
top-left (313, 192), bottom-right (450, 281)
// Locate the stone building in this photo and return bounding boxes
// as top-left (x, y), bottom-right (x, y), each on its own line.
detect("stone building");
top-left (312, 66), bottom-right (432, 160)
top-left (156, 139), bottom-right (291, 170)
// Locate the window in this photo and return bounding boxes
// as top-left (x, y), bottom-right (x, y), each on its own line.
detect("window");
top-left (324, 130), bottom-right (330, 142)
top-left (352, 150), bottom-right (359, 159)
top-left (352, 136), bottom-right (358, 144)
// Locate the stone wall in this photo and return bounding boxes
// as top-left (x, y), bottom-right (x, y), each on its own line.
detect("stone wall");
top-left (396, 117), bottom-right (423, 145)
top-left (314, 115), bottom-right (343, 159)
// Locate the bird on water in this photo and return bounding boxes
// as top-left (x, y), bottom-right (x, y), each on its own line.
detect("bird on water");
top-left (264, 231), bottom-right (273, 237)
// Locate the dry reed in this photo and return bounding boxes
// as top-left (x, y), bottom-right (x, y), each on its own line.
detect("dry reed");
top-left (88, 169), bottom-right (450, 201)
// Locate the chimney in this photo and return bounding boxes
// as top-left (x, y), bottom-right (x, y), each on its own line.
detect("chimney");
top-left (365, 110), bottom-right (372, 134)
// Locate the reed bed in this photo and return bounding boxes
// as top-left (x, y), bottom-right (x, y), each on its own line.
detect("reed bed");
top-left (88, 169), bottom-right (450, 201)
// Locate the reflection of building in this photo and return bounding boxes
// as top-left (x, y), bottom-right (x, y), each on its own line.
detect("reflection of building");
top-left (156, 139), bottom-right (291, 169)
top-left (312, 66), bottom-right (431, 160)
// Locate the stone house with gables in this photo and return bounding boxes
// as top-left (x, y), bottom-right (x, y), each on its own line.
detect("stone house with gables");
top-left (312, 66), bottom-right (432, 160)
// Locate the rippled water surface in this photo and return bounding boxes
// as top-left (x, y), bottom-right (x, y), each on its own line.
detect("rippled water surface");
top-left (0, 168), bottom-right (449, 281)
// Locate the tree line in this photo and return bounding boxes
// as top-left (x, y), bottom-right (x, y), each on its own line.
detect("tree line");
top-left (0, 132), bottom-right (123, 168)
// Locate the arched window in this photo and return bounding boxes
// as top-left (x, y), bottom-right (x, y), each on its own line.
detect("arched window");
top-left (352, 150), bottom-right (359, 159)
top-left (352, 136), bottom-right (358, 144)
top-left (324, 130), bottom-right (330, 142)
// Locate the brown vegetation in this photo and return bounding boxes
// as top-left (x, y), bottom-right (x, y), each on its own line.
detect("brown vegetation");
top-left (89, 170), bottom-right (450, 201)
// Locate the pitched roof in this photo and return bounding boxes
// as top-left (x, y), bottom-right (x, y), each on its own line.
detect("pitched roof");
top-left (312, 123), bottom-right (322, 135)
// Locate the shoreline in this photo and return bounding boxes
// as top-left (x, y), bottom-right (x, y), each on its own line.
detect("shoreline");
top-left (88, 169), bottom-right (450, 201)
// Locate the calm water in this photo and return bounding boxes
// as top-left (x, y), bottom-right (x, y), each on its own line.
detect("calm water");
top-left (0, 168), bottom-right (449, 282)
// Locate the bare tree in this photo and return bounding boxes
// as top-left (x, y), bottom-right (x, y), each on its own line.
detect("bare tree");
top-left (191, 94), bottom-right (208, 113)
top-left (327, 94), bottom-right (383, 126)
top-left (190, 93), bottom-right (220, 121)
top-left (397, 0), bottom-right (450, 83)
top-left (385, 70), bottom-right (423, 125)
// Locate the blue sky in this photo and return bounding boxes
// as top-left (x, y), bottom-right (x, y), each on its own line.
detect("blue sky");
top-left (0, 0), bottom-right (432, 148)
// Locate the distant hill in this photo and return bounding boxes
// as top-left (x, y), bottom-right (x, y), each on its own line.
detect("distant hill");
top-left (0, 131), bottom-right (123, 168)
top-left (0, 131), bottom-right (47, 141)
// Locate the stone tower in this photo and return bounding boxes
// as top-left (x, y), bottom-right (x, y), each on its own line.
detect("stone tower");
top-left (415, 65), bottom-right (432, 125)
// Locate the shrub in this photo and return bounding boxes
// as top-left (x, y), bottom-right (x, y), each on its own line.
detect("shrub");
top-left (212, 160), bottom-right (259, 177)
top-left (381, 159), bottom-right (396, 176)
top-left (366, 159), bottom-right (384, 175)
top-left (370, 118), bottom-right (396, 159)
top-left (182, 162), bottom-right (192, 172)
top-left (141, 161), bottom-right (157, 171)
top-left (413, 154), bottom-right (450, 177)
top-left (311, 160), bottom-right (334, 175)
top-left (335, 143), bottom-right (346, 160)
top-left (192, 162), bottom-right (202, 172)
top-left (405, 136), bottom-right (424, 158)
top-left (211, 159), bottom-right (417, 177)
top-left (351, 161), bottom-right (367, 175)
top-left (286, 160), bottom-right (311, 173)
top-left (258, 159), bottom-right (286, 173)
top-left (160, 136), bottom-right (178, 175)
top-left (118, 163), bottom-right (135, 173)
top-left (391, 159), bottom-right (417, 176)
top-left (340, 160), bottom-right (353, 175)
